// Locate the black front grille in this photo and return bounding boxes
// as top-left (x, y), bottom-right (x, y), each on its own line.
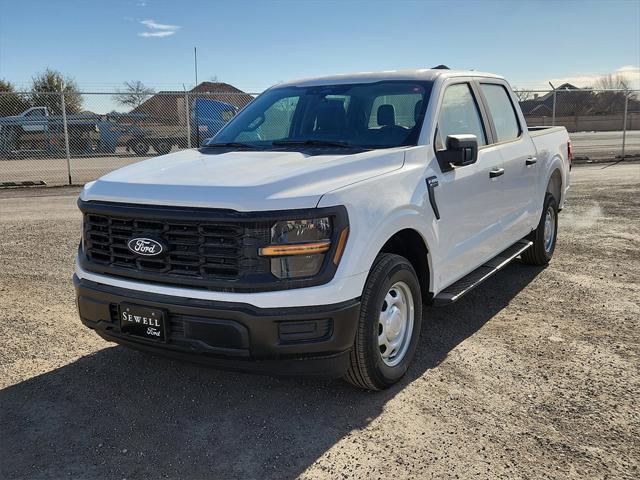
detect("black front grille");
top-left (85, 213), bottom-right (245, 278)
top-left (78, 200), bottom-right (348, 292)
top-left (81, 206), bottom-right (273, 290)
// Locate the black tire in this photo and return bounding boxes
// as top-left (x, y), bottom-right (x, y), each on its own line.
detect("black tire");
top-left (521, 192), bottom-right (558, 266)
top-left (153, 140), bottom-right (172, 156)
top-left (130, 140), bottom-right (150, 156)
top-left (344, 253), bottom-right (422, 390)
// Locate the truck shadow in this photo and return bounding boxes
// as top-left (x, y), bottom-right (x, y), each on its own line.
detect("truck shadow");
top-left (0, 262), bottom-right (543, 479)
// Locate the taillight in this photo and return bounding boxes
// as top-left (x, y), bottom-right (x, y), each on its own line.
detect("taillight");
top-left (567, 140), bottom-right (573, 166)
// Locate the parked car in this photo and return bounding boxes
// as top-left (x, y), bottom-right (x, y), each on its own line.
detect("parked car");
top-left (74, 68), bottom-right (571, 389)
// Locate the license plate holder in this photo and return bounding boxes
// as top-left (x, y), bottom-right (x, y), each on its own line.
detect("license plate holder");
top-left (118, 303), bottom-right (166, 342)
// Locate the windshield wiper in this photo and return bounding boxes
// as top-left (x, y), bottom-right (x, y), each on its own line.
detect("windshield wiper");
top-left (271, 139), bottom-right (356, 148)
top-left (202, 142), bottom-right (261, 149)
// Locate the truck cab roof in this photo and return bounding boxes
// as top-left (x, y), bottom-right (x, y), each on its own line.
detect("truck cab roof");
top-left (277, 68), bottom-right (505, 88)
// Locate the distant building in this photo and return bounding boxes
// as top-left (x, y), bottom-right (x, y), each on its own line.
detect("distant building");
top-left (132, 82), bottom-right (254, 124)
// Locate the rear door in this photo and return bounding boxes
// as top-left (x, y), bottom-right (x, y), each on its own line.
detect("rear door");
top-left (477, 81), bottom-right (538, 242)
top-left (432, 81), bottom-right (506, 290)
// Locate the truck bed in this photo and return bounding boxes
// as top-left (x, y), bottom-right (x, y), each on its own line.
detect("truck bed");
top-left (528, 126), bottom-right (567, 137)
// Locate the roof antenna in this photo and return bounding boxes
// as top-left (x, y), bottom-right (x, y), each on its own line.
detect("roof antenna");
top-left (432, 64), bottom-right (450, 70)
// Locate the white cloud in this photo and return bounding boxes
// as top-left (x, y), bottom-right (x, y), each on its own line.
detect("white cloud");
top-left (137, 18), bottom-right (180, 38)
top-left (138, 31), bottom-right (176, 38)
top-left (140, 19), bottom-right (178, 31)
top-left (516, 65), bottom-right (640, 91)
top-left (548, 65), bottom-right (640, 89)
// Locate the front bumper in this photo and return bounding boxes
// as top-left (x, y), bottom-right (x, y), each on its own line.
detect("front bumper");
top-left (74, 275), bottom-right (360, 378)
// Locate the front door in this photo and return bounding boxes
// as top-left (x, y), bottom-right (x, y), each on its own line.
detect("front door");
top-left (431, 82), bottom-right (507, 290)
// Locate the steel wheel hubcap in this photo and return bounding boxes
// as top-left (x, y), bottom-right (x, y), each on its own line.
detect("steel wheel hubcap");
top-left (378, 281), bottom-right (415, 367)
top-left (543, 206), bottom-right (556, 253)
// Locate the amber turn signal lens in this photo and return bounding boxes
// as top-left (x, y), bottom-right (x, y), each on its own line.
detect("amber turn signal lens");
top-left (259, 240), bottom-right (331, 257)
top-left (333, 227), bottom-right (349, 265)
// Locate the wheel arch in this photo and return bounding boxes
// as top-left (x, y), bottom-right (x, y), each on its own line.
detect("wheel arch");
top-left (547, 167), bottom-right (563, 206)
top-left (377, 228), bottom-right (432, 300)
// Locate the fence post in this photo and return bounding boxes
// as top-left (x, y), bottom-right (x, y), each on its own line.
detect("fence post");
top-left (621, 94), bottom-right (628, 159)
top-left (60, 91), bottom-right (72, 185)
top-left (184, 91), bottom-right (192, 149)
top-left (551, 89), bottom-right (557, 127)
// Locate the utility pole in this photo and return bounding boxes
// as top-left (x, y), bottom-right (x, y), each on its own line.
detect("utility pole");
top-left (549, 82), bottom-right (557, 127)
top-left (194, 46), bottom-right (198, 86)
top-left (194, 46), bottom-right (200, 146)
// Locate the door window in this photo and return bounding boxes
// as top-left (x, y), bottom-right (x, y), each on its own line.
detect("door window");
top-left (480, 84), bottom-right (521, 142)
top-left (25, 109), bottom-right (46, 117)
top-left (436, 83), bottom-right (487, 150)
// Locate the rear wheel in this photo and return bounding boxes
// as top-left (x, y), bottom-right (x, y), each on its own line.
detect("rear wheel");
top-left (521, 192), bottom-right (558, 265)
top-left (153, 140), bottom-right (172, 156)
top-left (344, 253), bottom-right (422, 390)
top-left (130, 139), bottom-right (149, 156)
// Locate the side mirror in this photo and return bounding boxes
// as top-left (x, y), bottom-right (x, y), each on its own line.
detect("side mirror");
top-left (437, 134), bottom-right (478, 168)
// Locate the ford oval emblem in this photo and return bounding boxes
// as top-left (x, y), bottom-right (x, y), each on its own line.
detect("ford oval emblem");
top-left (127, 237), bottom-right (166, 257)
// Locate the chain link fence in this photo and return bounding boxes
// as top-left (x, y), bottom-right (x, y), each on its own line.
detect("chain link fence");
top-left (517, 88), bottom-right (639, 161)
top-left (1, 88), bottom-right (638, 187)
top-left (0, 90), bottom-right (256, 186)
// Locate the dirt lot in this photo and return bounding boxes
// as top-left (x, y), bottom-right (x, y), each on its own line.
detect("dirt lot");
top-left (0, 162), bottom-right (638, 479)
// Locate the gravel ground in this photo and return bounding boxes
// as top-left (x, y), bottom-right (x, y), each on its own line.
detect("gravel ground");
top-left (0, 162), bottom-right (639, 479)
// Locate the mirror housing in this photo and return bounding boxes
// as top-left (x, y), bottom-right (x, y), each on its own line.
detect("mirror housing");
top-left (437, 134), bottom-right (478, 168)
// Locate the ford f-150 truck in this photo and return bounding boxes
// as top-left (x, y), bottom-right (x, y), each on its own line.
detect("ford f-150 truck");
top-left (74, 68), bottom-right (571, 390)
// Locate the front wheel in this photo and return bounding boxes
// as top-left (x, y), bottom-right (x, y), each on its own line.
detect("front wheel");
top-left (344, 253), bottom-right (422, 390)
top-left (521, 192), bottom-right (558, 265)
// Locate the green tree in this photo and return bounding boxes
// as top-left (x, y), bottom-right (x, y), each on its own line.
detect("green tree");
top-left (0, 79), bottom-right (30, 116)
top-left (30, 69), bottom-right (83, 114)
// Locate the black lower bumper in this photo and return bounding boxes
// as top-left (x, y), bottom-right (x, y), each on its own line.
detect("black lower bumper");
top-left (73, 275), bottom-right (360, 378)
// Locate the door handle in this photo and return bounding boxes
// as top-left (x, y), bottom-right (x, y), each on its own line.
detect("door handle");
top-left (526, 156), bottom-right (537, 165)
top-left (489, 168), bottom-right (505, 178)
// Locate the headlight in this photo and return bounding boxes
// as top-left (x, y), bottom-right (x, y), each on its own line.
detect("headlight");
top-left (259, 217), bottom-right (346, 279)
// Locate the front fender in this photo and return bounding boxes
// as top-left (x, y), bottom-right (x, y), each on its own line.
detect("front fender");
top-left (318, 158), bottom-right (438, 296)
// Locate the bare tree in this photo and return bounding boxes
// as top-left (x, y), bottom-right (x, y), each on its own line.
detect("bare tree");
top-left (592, 74), bottom-right (631, 114)
top-left (114, 81), bottom-right (155, 109)
top-left (513, 88), bottom-right (533, 102)
top-left (593, 74), bottom-right (631, 93)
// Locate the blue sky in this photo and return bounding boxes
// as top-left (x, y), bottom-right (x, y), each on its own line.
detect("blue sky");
top-left (1, 0), bottom-right (639, 94)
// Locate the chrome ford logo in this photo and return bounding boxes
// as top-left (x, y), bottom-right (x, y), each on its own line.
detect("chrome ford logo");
top-left (127, 237), bottom-right (165, 257)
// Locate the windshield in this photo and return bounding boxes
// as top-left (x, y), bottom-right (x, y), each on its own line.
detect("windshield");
top-left (206, 81), bottom-right (433, 149)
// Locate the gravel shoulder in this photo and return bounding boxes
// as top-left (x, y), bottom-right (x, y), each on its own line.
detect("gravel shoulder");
top-left (0, 162), bottom-right (639, 479)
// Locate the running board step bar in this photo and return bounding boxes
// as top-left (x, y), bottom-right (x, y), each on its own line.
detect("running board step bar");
top-left (433, 239), bottom-right (533, 306)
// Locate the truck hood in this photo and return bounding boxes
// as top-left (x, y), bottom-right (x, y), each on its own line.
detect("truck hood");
top-left (81, 147), bottom-right (406, 210)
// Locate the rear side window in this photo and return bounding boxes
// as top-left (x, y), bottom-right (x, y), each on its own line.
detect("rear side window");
top-left (480, 84), bottom-right (521, 142)
top-left (436, 83), bottom-right (487, 149)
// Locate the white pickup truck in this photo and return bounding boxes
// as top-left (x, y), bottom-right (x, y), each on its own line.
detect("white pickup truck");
top-left (75, 68), bottom-right (571, 389)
